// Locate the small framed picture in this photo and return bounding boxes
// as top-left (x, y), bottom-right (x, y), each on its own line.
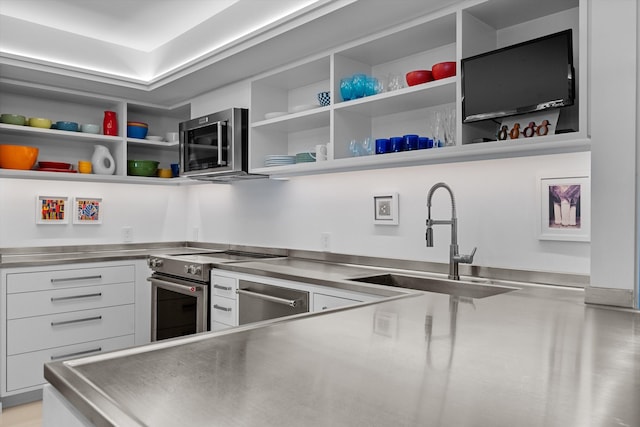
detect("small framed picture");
top-left (36, 196), bottom-right (69, 224)
top-left (538, 174), bottom-right (590, 241)
top-left (73, 197), bottom-right (103, 224)
top-left (373, 193), bottom-right (399, 225)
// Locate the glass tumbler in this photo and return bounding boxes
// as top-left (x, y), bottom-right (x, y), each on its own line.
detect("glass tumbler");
top-left (340, 78), bottom-right (353, 101)
top-left (351, 74), bottom-right (367, 99)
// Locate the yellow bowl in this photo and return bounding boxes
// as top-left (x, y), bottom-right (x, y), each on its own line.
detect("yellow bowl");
top-left (0, 144), bottom-right (39, 170)
top-left (158, 168), bottom-right (173, 178)
top-left (29, 117), bottom-right (52, 129)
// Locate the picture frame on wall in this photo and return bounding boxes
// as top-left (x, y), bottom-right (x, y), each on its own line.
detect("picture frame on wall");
top-left (538, 174), bottom-right (590, 241)
top-left (373, 193), bottom-right (399, 225)
top-left (73, 197), bottom-right (103, 224)
top-left (36, 195), bottom-right (69, 224)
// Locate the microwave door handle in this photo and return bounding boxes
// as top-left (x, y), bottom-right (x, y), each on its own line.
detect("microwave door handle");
top-left (217, 121), bottom-right (224, 166)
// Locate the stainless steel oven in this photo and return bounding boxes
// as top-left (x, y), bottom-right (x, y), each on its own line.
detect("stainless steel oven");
top-left (179, 108), bottom-right (256, 180)
top-left (147, 251), bottom-right (286, 341)
top-left (149, 274), bottom-right (207, 341)
top-left (237, 280), bottom-right (309, 325)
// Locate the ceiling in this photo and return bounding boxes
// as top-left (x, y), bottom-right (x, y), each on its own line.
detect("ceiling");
top-left (0, 0), bottom-right (463, 106)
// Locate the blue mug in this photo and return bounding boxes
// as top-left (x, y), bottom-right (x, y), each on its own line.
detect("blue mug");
top-left (389, 137), bottom-right (403, 152)
top-left (171, 163), bottom-right (180, 177)
top-left (375, 138), bottom-right (390, 154)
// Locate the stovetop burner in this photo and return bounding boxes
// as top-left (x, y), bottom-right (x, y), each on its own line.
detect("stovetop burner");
top-left (148, 250), bottom-right (284, 282)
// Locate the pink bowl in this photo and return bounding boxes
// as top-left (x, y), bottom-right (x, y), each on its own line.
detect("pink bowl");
top-left (432, 61), bottom-right (456, 80)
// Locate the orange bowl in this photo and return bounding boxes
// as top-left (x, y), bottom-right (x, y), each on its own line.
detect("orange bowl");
top-left (432, 61), bottom-right (456, 80)
top-left (406, 70), bottom-right (433, 86)
top-left (0, 144), bottom-right (39, 170)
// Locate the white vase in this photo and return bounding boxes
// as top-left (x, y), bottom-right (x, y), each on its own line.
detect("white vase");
top-left (91, 145), bottom-right (115, 175)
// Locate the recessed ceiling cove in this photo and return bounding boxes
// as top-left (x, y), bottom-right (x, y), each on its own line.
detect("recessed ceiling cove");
top-left (0, 0), bottom-right (327, 82)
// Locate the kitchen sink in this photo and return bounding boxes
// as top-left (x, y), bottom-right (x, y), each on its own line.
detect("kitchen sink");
top-left (349, 273), bottom-right (518, 298)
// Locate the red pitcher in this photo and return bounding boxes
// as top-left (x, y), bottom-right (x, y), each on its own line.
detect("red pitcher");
top-left (103, 111), bottom-right (118, 136)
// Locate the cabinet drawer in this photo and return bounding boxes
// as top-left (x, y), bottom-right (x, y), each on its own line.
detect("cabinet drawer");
top-left (211, 295), bottom-right (236, 326)
top-left (212, 275), bottom-right (237, 299)
top-left (7, 282), bottom-right (134, 319)
top-left (8, 304), bottom-right (134, 355)
top-left (313, 293), bottom-right (360, 312)
top-left (6, 335), bottom-right (135, 392)
top-left (7, 265), bottom-right (135, 293)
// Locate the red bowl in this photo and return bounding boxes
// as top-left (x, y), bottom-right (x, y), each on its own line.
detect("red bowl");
top-left (432, 61), bottom-right (456, 80)
top-left (38, 161), bottom-right (71, 169)
top-left (406, 70), bottom-right (434, 86)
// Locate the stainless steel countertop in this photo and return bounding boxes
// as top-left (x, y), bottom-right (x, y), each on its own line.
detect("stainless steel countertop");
top-left (44, 259), bottom-right (639, 427)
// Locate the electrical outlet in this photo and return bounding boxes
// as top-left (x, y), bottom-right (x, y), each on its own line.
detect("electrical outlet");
top-left (321, 232), bottom-right (331, 252)
top-left (122, 226), bottom-right (133, 242)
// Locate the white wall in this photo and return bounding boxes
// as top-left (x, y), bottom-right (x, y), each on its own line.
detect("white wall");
top-left (0, 179), bottom-right (188, 247)
top-left (185, 152), bottom-right (591, 274)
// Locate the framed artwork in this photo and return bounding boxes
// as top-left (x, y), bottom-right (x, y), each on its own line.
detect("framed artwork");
top-left (36, 196), bottom-right (69, 224)
top-left (538, 174), bottom-right (590, 241)
top-left (73, 197), bottom-right (103, 224)
top-left (373, 193), bottom-right (399, 225)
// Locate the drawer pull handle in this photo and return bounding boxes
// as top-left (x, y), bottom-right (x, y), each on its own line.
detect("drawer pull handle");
top-left (51, 315), bottom-right (102, 327)
top-left (51, 275), bottom-right (102, 283)
top-left (213, 284), bottom-right (232, 291)
top-left (50, 347), bottom-right (102, 361)
top-left (51, 292), bottom-right (102, 302)
top-left (213, 304), bottom-right (232, 312)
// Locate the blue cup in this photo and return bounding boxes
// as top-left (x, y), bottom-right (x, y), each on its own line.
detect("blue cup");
top-left (351, 74), bottom-right (367, 99)
top-left (389, 136), bottom-right (403, 152)
top-left (418, 137), bottom-right (429, 149)
top-left (171, 163), bottom-right (179, 177)
top-left (375, 138), bottom-right (390, 154)
top-left (364, 76), bottom-right (378, 96)
top-left (340, 78), bottom-right (353, 101)
top-left (403, 134), bottom-right (419, 151)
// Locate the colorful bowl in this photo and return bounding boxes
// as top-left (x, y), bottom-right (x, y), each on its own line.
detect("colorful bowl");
top-left (406, 70), bottom-right (434, 86)
top-left (0, 114), bottom-right (26, 126)
top-left (432, 61), bottom-right (456, 80)
top-left (28, 117), bottom-right (52, 129)
top-left (127, 160), bottom-right (158, 177)
top-left (127, 122), bottom-right (149, 139)
top-left (81, 123), bottom-right (100, 134)
top-left (0, 144), bottom-right (39, 170)
top-left (56, 121), bottom-right (79, 132)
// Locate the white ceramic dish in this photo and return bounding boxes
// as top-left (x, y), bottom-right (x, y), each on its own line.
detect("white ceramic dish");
top-left (145, 135), bottom-right (164, 141)
top-left (289, 104), bottom-right (319, 113)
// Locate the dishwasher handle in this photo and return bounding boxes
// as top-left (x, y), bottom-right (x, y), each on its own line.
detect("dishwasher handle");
top-left (237, 288), bottom-right (299, 308)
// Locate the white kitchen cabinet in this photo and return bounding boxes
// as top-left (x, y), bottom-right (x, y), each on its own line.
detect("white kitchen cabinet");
top-left (312, 292), bottom-right (361, 312)
top-left (211, 269), bottom-right (382, 328)
top-left (210, 272), bottom-right (239, 331)
top-left (0, 80), bottom-right (190, 184)
top-left (0, 260), bottom-right (144, 398)
top-left (249, 0), bottom-right (588, 178)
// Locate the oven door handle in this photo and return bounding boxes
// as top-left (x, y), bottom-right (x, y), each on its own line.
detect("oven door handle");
top-left (237, 289), bottom-right (299, 308)
top-left (147, 277), bottom-right (204, 295)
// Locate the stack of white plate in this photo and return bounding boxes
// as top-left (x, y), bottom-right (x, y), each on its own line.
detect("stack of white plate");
top-left (264, 155), bottom-right (296, 167)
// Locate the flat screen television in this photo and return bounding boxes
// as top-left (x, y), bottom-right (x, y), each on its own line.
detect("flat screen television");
top-left (461, 29), bottom-right (575, 123)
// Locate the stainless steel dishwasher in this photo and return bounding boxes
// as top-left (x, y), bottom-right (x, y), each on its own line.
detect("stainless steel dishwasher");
top-left (237, 280), bottom-right (309, 325)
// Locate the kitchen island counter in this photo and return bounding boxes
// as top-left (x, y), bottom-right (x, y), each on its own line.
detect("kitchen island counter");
top-left (43, 260), bottom-right (639, 427)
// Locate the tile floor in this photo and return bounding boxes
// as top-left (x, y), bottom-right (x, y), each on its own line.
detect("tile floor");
top-left (0, 401), bottom-right (42, 427)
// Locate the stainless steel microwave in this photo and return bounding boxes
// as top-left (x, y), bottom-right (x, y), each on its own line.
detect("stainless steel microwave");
top-left (179, 108), bottom-right (260, 181)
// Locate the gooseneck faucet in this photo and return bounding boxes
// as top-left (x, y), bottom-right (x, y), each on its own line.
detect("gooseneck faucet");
top-left (426, 182), bottom-right (477, 280)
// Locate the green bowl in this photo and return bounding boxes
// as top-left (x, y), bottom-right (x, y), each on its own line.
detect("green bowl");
top-left (127, 160), bottom-right (159, 177)
top-left (1, 114), bottom-right (26, 126)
